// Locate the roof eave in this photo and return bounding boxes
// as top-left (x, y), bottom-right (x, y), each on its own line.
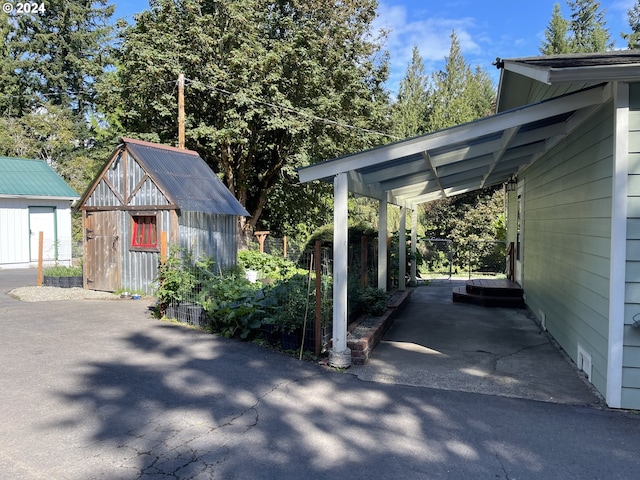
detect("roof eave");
top-left (0, 194), bottom-right (79, 201)
top-left (502, 60), bottom-right (640, 85)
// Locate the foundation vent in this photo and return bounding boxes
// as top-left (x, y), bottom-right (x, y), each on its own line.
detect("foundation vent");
top-left (577, 344), bottom-right (592, 382)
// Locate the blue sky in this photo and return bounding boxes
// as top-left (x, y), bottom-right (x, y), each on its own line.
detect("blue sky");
top-left (114, 0), bottom-right (636, 95)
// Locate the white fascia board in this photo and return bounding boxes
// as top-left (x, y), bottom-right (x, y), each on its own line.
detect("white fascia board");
top-left (548, 65), bottom-right (640, 84)
top-left (502, 61), bottom-right (553, 84)
top-left (297, 84), bottom-right (610, 183)
top-left (0, 194), bottom-right (79, 201)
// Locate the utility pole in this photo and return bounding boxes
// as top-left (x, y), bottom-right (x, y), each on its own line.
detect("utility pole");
top-left (178, 73), bottom-right (185, 149)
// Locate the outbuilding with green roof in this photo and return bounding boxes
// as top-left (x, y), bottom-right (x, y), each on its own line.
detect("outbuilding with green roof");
top-left (0, 156), bottom-right (79, 268)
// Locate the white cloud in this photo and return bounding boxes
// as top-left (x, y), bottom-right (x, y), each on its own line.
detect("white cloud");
top-left (376, 2), bottom-right (485, 95)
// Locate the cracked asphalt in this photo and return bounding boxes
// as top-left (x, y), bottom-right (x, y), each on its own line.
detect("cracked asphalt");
top-left (2, 270), bottom-right (640, 479)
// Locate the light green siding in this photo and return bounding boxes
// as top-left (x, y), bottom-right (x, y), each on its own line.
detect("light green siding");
top-left (622, 82), bottom-right (640, 408)
top-left (520, 102), bottom-right (613, 399)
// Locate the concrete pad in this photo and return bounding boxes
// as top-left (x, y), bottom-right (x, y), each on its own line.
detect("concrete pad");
top-left (350, 281), bottom-right (603, 405)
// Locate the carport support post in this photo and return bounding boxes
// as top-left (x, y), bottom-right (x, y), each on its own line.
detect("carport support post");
top-left (329, 172), bottom-right (351, 368)
top-left (378, 198), bottom-right (388, 291)
top-left (399, 206), bottom-right (406, 291)
top-left (411, 209), bottom-right (417, 285)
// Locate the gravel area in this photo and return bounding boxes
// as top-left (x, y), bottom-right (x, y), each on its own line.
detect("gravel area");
top-left (9, 286), bottom-right (122, 302)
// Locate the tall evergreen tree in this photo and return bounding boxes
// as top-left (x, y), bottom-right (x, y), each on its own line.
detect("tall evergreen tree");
top-left (622, 1), bottom-right (640, 49)
top-left (2, 0), bottom-right (115, 117)
top-left (106, 0), bottom-right (390, 234)
top-left (426, 31), bottom-right (495, 132)
top-left (567, 0), bottom-right (612, 52)
top-left (391, 46), bottom-right (429, 138)
top-left (540, 3), bottom-right (571, 54)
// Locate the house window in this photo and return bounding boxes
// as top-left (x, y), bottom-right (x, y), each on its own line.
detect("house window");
top-left (131, 215), bottom-right (158, 249)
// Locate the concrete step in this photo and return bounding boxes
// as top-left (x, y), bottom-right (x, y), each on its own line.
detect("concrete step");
top-left (452, 285), bottom-right (525, 308)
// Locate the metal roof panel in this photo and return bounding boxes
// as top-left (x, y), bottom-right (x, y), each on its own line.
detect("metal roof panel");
top-left (0, 156), bottom-right (79, 199)
top-left (123, 139), bottom-right (249, 216)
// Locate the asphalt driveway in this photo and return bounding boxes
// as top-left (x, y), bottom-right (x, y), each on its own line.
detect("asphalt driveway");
top-left (1, 269), bottom-right (640, 479)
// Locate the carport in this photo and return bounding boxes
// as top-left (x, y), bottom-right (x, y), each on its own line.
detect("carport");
top-left (297, 83), bottom-right (611, 368)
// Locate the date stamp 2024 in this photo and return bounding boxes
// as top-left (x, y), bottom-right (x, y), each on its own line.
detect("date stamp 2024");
top-left (3, 2), bottom-right (46, 15)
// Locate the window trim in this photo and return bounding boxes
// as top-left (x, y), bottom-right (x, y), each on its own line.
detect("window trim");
top-left (130, 213), bottom-right (160, 252)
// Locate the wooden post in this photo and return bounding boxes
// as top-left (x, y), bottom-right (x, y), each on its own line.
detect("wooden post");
top-left (254, 231), bottom-right (269, 253)
top-left (37, 231), bottom-right (43, 286)
top-left (160, 231), bottom-right (168, 264)
top-left (283, 236), bottom-right (287, 258)
top-left (315, 240), bottom-right (321, 357)
top-left (178, 73), bottom-right (185, 150)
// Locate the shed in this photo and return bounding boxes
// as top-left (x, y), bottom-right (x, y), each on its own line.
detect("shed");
top-left (0, 156), bottom-right (79, 269)
top-left (77, 138), bottom-right (248, 294)
top-left (298, 51), bottom-right (640, 409)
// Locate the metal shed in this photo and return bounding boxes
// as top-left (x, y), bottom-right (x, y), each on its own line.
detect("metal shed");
top-left (0, 156), bottom-right (79, 268)
top-left (77, 138), bottom-right (248, 293)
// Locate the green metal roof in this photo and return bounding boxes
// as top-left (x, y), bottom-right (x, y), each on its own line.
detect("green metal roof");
top-left (0, 156), bottom-right (79, 199)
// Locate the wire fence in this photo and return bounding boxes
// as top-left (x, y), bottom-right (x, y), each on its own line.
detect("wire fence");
top-left (416, 239), bottom-right (507, 280)
top-left (157, 236), bottom-right (507, 354)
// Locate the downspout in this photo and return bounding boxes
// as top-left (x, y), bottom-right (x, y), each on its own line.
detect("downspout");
top-left (607, 81), bottom-right (629, 408)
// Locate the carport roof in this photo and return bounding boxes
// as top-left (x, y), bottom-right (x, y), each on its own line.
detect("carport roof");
top-left (297, 82), bottom-right (612, 209)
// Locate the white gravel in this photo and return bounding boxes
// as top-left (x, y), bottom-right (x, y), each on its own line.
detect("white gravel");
top-left (9, 286), bottom-right (122, 302)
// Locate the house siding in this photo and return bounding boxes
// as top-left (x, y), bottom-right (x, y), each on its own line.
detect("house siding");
top-left (622, 82), bottom-right (640, 408)
top-left (520, 102), bottom-right (613, 398)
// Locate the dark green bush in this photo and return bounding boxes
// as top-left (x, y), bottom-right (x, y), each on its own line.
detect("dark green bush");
top-left (358, 287), bottom-right (389, 317)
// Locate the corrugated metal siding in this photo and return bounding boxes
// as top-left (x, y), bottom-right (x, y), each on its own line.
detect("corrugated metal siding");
top-left (84, 179), bottom-right (124, 207)
top-left (622, 82), bottom-right (640, 407)
top-left (521, 102), bottom-right (613, 399)
top-left (119, 209), bottom-right (170, 295)
top-left (178, 211), bottom-right (238, 269)
top-left (127, 154), bottom-right (170, 207)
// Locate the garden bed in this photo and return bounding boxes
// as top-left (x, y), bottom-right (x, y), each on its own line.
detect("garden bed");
top-left (346, 288), bottom-right (413, 365)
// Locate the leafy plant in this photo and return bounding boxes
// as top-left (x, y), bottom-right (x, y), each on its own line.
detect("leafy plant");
top-left (43, 265), bottom-right (83, 277)
top-left (238, 249), bottom-right (305, 281)
top-left (154, 246), bottom-right (196, 313)
top-left (199, 269), bottom-right (264, 339)
top-left (358, 287), bottom-right (389, 317)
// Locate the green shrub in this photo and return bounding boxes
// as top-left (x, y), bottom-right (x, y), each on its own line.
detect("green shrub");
top-left (237, 249), bottom-right (305, 281)
top-left (43, 265), bottom-right (83, 277)
top-left (199, 270), bottom-right (264, 339)
top-left (154, 246), bottom-right (196, 312)
top-left (358, 287), bottom-right (389, 317)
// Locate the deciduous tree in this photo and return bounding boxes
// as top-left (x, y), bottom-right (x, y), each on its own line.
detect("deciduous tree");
top-left (106, 0), bottom-right (390, 236)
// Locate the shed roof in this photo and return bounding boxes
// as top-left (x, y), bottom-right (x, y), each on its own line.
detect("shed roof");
top-left (0, 156), bottom-right (79, 200)
top-left (121, 138), bottom-right (249, 216)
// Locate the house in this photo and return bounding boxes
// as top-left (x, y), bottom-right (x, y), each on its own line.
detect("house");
top-left (298, 51), bottom-right (640, 409)
top-left (0, 156), bottom-right (79, 268)
top-left (77, 138), bottom-right (248, 294)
